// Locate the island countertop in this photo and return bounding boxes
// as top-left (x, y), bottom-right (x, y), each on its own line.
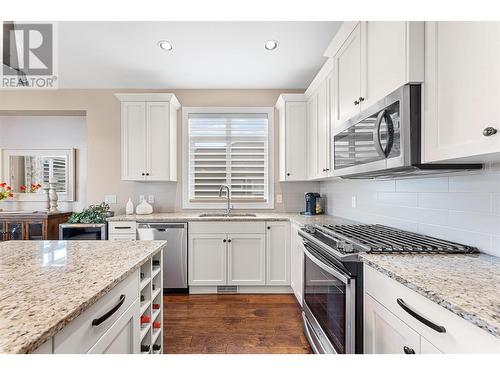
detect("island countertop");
top-left (0, 240), bottom-right (166, 354)
top-left (360, 252), bottom-right (500, 338)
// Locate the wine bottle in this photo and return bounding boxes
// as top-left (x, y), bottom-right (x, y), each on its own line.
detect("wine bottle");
top-left (153, 321), bottom-right (161, 329)
top-left (140, 294), bottom-right (145, 302)
top-left (141, 344), bottom-right (150, 353)
top-left (153, 344), bottom-right (161, 351)
top-left (140, 315), bottom-right (151, 326)
top-left (152, 303), bottom-right (160, 310)
top-left (153, 260), bottom-right (160, 267)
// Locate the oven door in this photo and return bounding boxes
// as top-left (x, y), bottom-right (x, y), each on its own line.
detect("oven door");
top-left (302, 241), bottom-right (355, 354)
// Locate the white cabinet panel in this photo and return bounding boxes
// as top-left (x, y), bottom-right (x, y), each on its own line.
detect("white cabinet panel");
top-left (420, 337), bottom-right (443, 354)
top-left (278, 99), bottom-right (308, 181)
top-left (364, 293), bottom-right (420, 354)
top-left (146, 102), bottom-right (172, 181)
top-left (117, 94), bottom-right (179, 181)
top-left (317, 79), bottom-right (330, 176)
top-left (307, 95), bottom-right (318, 179)
top-left (424, 22), bottom-right (500, 162)
top-left (290, 229), bottom-right (304, 306)
top-left (87, 299), bottom-right (140, 354)
top-left (189, 234), bottom-right (227, 286)
top-left (265, 222), bottom-right (290, 286)
top-left (227, 234), bottom-right (266, 285)
top-left (121, 102), bottom-right (147, 180)
top-left (361, 22), bottom-right (408, 109)
top-left (334, 22), bottom-right (362, 126)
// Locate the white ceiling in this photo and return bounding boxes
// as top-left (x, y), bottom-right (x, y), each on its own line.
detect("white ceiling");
top-left (58, 21), bottom-right (341, 89)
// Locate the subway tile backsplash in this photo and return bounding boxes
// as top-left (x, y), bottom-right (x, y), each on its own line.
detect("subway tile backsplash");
top-left (319, 163), bottom-right (500, 257)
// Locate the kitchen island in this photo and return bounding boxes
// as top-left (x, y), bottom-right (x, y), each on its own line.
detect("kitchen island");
top-left (0, 240), bottom-right (165, 354)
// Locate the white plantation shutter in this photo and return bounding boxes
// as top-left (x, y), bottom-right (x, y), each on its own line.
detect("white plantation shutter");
top-left (188, 112), bottom-right (270, 203)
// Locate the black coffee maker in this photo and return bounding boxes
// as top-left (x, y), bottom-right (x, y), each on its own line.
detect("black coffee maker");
top-left (300, 192), bottom-right (323, 216)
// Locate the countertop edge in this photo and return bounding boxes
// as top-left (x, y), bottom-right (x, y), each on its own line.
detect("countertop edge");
top-left (20, 242), bottom-right (165, 354)
top-left (360, 256), bottom-right (500, 339)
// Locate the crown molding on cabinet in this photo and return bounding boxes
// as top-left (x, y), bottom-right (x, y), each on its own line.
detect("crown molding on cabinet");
top-left (323, 21), bottom-right (359, 58)
top-left (304, 58), bottom-right (333, 98)
top-left (114, 93), bottom-right (181, 109)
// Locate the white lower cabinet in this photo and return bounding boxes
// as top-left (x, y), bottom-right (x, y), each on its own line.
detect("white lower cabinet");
top-left (188, 221), bottom-right (291, 289)
top-left (228, 234), bottom-right (266, 285)
top-left (364, 293), bottom-right (421, 354)
top-left (364, 265), bottom-right (500, 354)
top-left (265, 222), bottom-right (290, 285)
top-left (87, 300), bottom-right (140, 354)
top-left (189, 233), bottom-right (227, 286)
top-left (290, 223), bottom-right (304, 305)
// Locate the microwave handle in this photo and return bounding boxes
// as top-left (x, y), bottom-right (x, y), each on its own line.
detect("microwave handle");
top-left (373, 109), bottom-right (395, 157)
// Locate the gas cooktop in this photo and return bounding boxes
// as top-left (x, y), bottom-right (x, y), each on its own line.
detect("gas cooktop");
top-left (301, 223), bottom-right (478, 257)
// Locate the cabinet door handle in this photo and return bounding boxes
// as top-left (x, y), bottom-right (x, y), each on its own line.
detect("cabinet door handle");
top-left (92, 294), bottom-right (126, 326)
top-left (228, 239), bottom-right (232, 243)
top-left (115, 226), bottom-right (131, 230)
top-left (267, 226), bottom-right (271, 230)
top-left (483, 127), bottom-right (498, 136)
top-left (286, 173), bottom-right (290, 176)
top-left (358, 96), bottom-right (365, 102)
top-left (223, 239), bottom-right (227, 243)
top-left (146, 173), bottom-right (150, 176)
top-left (141, 173), bottom-right (145, 176)
top-left (403, 346), bottom-right (415, 354)
top-left (397, 298), bottom-right (446, 333)
top-left (354, 100), bottom-right (359, 106)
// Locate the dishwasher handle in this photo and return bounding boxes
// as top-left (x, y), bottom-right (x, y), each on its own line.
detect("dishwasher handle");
top-left (137, 223), bottom-right (186, 230)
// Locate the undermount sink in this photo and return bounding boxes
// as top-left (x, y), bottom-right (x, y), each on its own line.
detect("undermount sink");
top-left (198, 213), bottom-right (257, 218)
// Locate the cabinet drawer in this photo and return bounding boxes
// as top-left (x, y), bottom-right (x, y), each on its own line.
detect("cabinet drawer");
top-left (364, 265), bottom-right (500, 353)
top-left (189, 221), bottom-right (265, 234)
top-left (109, 221), bottom-right (137, 235)
top-left (54, 270), bottom-right (139, 353)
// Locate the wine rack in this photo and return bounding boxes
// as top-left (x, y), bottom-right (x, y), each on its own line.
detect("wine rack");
top-left (139, 249), bottom-right (163, 354)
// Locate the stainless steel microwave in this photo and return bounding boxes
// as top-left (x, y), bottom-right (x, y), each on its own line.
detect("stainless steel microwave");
top-left (332, 84), bottom-right (482, 179)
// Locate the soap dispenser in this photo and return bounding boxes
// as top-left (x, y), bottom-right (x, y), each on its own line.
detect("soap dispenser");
top-left (125, 198), bottom-right (134, 215)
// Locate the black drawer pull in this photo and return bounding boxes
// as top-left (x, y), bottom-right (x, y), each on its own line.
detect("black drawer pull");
top-left (92, 294), bottom-right (126, 326)
top-left (115, 226), bottom-right (131, 230)
top-left (403, 346), bottom-right (415, 354)
top-left (397, 298), bottom-right (446, 333)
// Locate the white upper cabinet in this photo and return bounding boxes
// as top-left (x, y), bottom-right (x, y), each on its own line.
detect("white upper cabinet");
top-left (331, 22), bottom-right (424, 129)
top-left (333, 22), bottom-right (362, 126)
top-left (423, 22), bottom-right (500, 162)
top-left (276, 94), bottom-right (308, 181)
top-left (361, 22), bottom-right (424, 110)
top-left (116, 93), bottom-right (180, 181)
top-left (317, 78), bottom-right (331, 177)
top-left (307, 94), bottom-right (319, 179)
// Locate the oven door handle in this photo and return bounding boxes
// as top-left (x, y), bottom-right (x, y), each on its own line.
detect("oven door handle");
top-left (303, 246), bottom-right (350, 284)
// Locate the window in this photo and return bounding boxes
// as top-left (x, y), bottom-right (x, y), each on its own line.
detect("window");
top-left (183, 107), bottom-right (274, 209)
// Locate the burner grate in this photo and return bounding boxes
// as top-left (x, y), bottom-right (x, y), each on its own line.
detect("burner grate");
top-left (320, 224), bottom-right (478, 254)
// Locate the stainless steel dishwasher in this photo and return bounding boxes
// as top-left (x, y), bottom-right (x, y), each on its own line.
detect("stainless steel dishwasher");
top-left (137, 222), bottom-right (188, 293)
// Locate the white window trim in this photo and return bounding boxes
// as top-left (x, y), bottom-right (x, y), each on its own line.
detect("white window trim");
top-left (182, 107), bottom-right (274, 210)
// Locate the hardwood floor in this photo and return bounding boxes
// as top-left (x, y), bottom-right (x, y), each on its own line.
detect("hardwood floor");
top-left (163, 294), bottom-right (312, 354)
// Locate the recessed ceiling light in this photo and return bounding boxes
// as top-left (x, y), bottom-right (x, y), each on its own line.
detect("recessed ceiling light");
top-left (264, 40), bottom-right (279, 51)
top-left (158, 40), bottom-right (173, 51)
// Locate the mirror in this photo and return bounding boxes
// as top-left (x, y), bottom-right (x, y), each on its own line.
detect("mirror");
top-left (1, 149), bottom-right (75, 201)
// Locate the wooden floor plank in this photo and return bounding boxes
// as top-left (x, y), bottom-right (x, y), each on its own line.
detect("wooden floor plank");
top-left (163, 294), bottom-right (312, 354)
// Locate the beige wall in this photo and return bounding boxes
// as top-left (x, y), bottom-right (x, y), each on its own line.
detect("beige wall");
top-left (0, 89), bottom-right (319, 213)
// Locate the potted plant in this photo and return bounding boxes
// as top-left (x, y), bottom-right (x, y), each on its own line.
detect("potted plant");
top-left (68, 202), bottom-right (112, 224)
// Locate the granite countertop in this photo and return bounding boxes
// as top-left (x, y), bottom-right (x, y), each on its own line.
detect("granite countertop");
top-left (360, 253), bottom-right (500, 338)
top-left (108, 211), bottom-right (354, 227)
top-left (0, 240), bottom-right (166, 354)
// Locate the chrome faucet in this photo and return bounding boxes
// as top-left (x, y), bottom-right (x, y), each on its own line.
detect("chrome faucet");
top-left (219, 185), bottom-right (231, 214)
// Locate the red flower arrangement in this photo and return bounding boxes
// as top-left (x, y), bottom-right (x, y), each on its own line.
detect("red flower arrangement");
top-left (20, 183), bottom-right (42, 193)
top-left (0, 182), bottom-right (14, 201)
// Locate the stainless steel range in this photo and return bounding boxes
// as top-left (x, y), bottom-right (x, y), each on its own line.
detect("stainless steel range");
top-left (299, 223), bottom-right (478, 354)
